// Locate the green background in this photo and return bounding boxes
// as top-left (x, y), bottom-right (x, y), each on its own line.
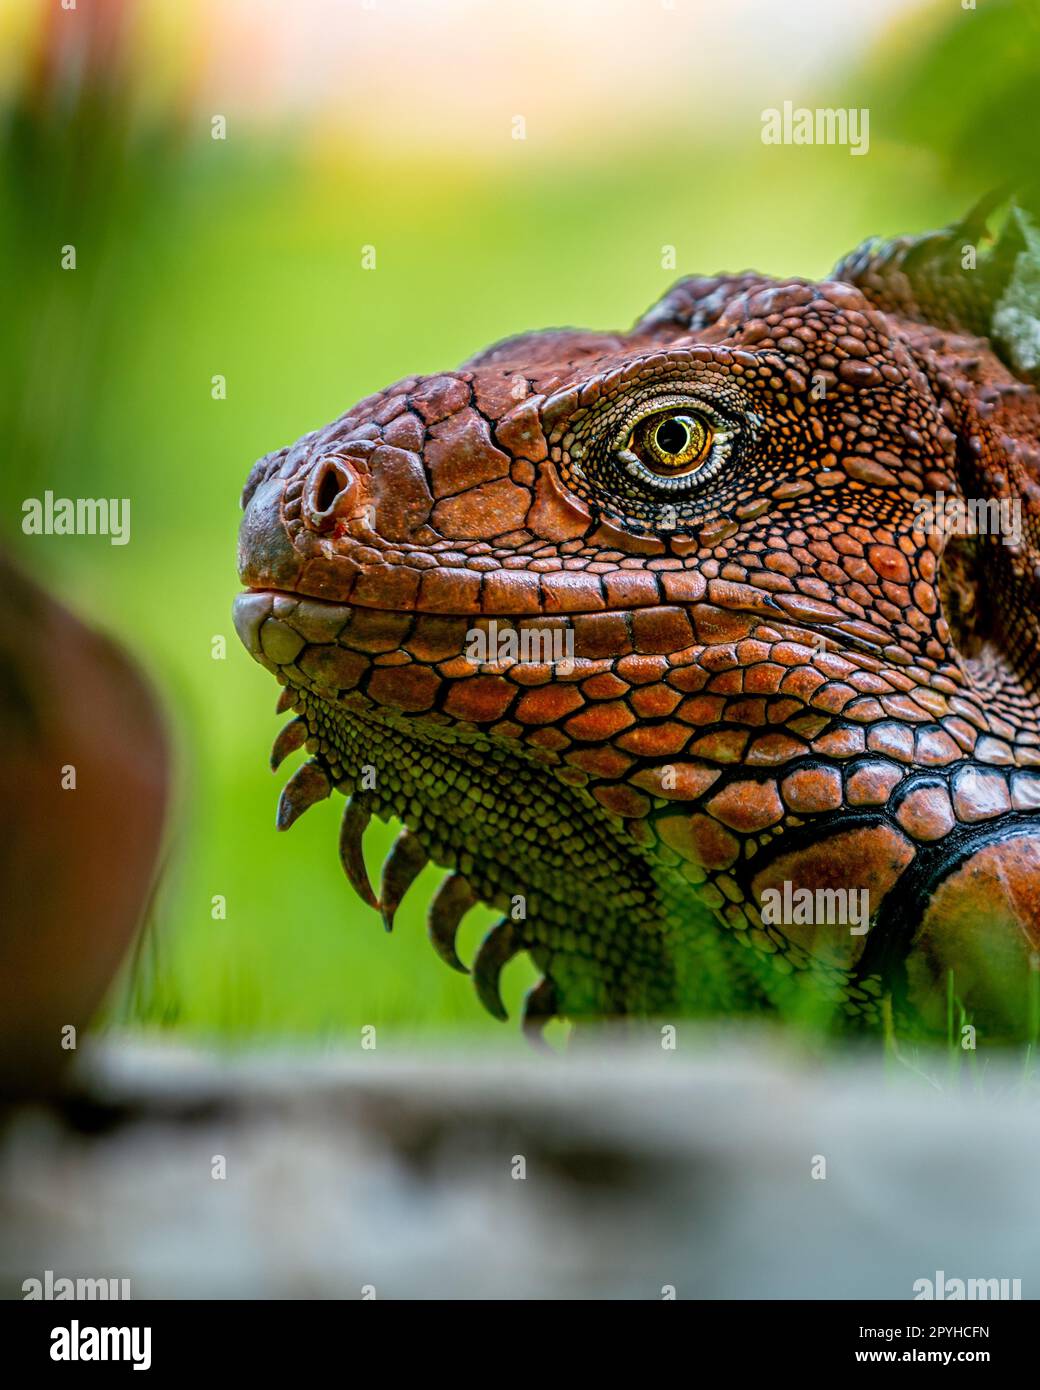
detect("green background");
top-left (2, 0), bottom-right (1036, 1046)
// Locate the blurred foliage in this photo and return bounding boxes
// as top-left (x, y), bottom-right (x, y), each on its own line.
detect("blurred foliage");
top-left (866, 0), bottom-right (1040, 192)
top-left (1, 0), bottom-right (1036, 1044)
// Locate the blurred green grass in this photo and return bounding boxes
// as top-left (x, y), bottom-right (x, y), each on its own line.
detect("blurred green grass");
top-left (2, 0), bottom-right (1035, 1044)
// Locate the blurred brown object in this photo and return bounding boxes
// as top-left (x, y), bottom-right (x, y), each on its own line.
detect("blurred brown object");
top-left (0, 552), bottom-right (168, 1096)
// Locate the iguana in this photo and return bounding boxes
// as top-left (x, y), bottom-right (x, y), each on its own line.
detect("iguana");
top-left (234, 199), bottom-right (1040, 1042)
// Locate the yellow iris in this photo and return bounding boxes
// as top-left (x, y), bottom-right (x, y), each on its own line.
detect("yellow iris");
top-left (631, 411), bottom-right (712, 474)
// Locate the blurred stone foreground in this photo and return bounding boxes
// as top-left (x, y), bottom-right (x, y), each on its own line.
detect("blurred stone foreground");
top-left (2, 1032), bottom-right (1039, 1300)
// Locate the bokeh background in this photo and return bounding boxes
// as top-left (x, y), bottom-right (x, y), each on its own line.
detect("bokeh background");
top-left (2, 0), bottom-right (1037, 1047)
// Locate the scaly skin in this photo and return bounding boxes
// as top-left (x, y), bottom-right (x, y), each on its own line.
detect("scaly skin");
top-left (234, 202), bottom-right (1040, 1042)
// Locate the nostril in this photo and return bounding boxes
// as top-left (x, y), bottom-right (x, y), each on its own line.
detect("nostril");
top-left (315, 466), bottom-right (341, 514)
top-left (303, 455), bottom-right (359, 532)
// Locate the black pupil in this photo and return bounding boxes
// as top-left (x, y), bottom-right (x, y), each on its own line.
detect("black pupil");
top-left (654, 417), bottom-right (690, 455)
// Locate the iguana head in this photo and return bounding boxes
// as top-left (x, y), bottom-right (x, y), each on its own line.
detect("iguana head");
top-left (234, 200), bottom-right (1040, 1041)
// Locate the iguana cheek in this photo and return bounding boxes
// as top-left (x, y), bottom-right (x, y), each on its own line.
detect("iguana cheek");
top-left (749, 824), bottom-right (917, 973)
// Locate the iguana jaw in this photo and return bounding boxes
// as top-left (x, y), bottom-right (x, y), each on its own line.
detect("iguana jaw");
top-left (232, 587), bottom-right (730, 1031)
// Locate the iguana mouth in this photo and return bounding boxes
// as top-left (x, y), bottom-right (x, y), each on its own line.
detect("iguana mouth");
top-left (232, 587), bottom-right (732, 1037)
top-left (230, 563), bottom-right (1013, 1038)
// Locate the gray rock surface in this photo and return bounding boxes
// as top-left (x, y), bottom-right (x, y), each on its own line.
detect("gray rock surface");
top-left (2, 1031), bottom-right (1037, 1299)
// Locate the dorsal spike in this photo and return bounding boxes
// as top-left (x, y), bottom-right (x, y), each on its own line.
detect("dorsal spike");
top-left (831, 191), bottom-right (1032, 358)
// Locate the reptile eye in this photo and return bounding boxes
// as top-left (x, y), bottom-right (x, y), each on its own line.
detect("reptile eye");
top-left (630, 411), bottom-right (712, 475)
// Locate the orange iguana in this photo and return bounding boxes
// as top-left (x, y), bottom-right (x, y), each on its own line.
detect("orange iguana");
top-left (235, 199), bottom-right (1040, 1042)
